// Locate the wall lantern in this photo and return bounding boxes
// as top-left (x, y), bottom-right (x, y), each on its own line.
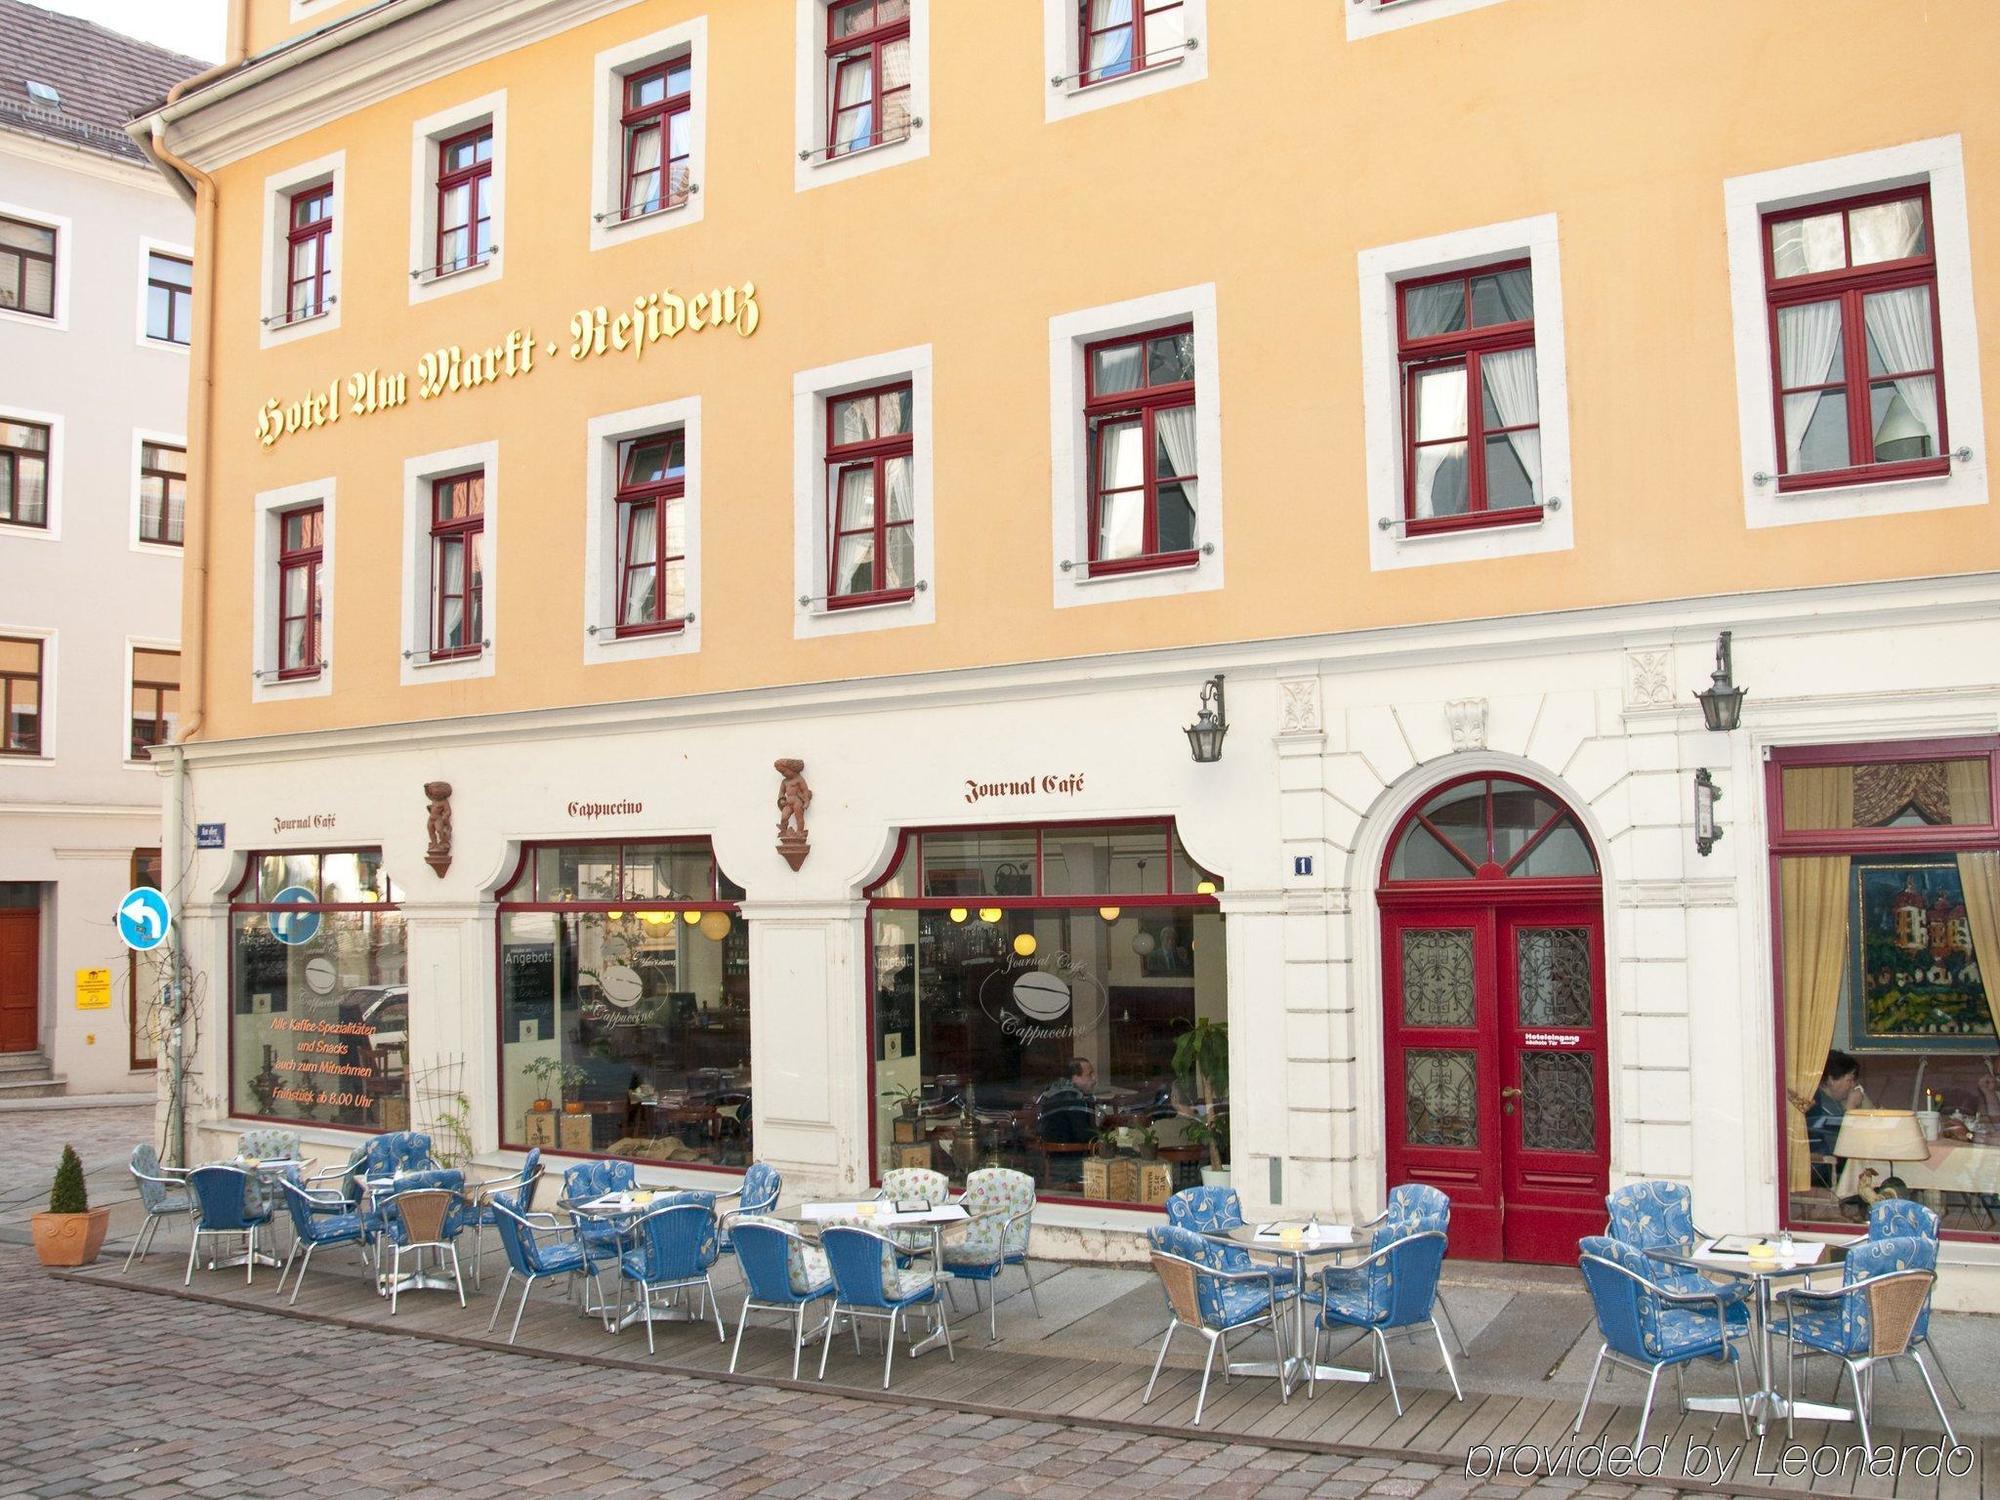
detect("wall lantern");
top-left (1185, 673), bottom-right (1229, 763)
top-left (1694, 768), bottom-right (1723, 856)
top-left (1694, 631), bottom-right (1747, 732)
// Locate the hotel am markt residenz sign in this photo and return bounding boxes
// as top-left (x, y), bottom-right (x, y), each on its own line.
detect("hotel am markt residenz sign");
top-left (253, 277), bottom-right (763, 450)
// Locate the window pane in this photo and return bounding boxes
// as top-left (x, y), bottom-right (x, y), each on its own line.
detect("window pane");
top-left (1153, 404), bottom-right (1196, 480)
top-left (667, 60), bottom-right (692, 95)
top-left (0, 421), bottom-right (46, 452)
top-left (1403, 280), bottom-right (1465, 339)
top-left (146, 285), bottom-right (171, 340)
top-left (1098, 419), bottom-right (1143, 489)
top-left (883, 456), bottom-right (914, 521)
top-left (22, 257), bottom-right (52, 315)
top-left (1849, 197), bottom-right (1927, 266)
top-left (836, 465), bottom-right (874, 529)
top-left (1413, 444), bottom-right (1469, 517)
top-left (830, 0), bottom-right (875, 36)
top-left (628, 71), bottom-right (666, 108)
top-left (1146, 332), bottom-right (1194, 385)
top-left (1490, 779), bottom-right (1562, 866)
top-left (1788, 392), bottom-right (1850, 474)
top-left (1784, 759), bottom-right (1994, 830)
top-left (0, 637), bottom-right (37, 674)
top-left (883, 524), bottom-right (914, 589)
top-left (1042, 825), bottom-right (1167, 896)
top-left (919, 830), bottom-right (1038, 898)
top-left (1514, 818), bottom-right (1596, 877)
top-left (879, 386), bottom-right (912, 436)
top-left (660, 559), bottom-right (686, 620)
top-left (1469, 267), bottom-right (1533, 326)
top-left (0, 219), bottom-right (53, 253)
top-left (1156, 482), bottom-right (1196, 551)
top-left (149, 253), bottom-right (192, 290)
top-left (1480, 347), bottom-right (1539, 426)
top-left (1870, 379), bottom-right (1939, 462)
top-left (1863, 286), bottom-right (1934, 377)
top-left (1421, 781), bottom-right (1487, 862)
top-left (622, 434), bottom-right (683, 486)
top-left (1091, 342), bottom-right (1143, 396)
top-left (1414, 364), bottom-right (1467, 441)
top-left (1096, 492), bottom-right (1142, 558)
top-left (281, 619), bottom-right (307, 670)
top-left (831, 395), bottom-right (875, 444)
top-left (1484, 436), bottom-right (1539, 509)
top-left (1144, 1), bottom-right (1184, 53)
top-left (622, 565), bottom-right (657, 624)
top-left (834, 534), bottom-right (874, 595)
top-left (1770, 211), bottom-right (1845, 277)
top-left (535, 845), bottom-right (618, 902)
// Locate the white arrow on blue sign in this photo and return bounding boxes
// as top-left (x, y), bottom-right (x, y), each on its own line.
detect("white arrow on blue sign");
top-left (269, 885), bottom-right (323, 947)
top-left (117, 887), bottom-right (172, 952)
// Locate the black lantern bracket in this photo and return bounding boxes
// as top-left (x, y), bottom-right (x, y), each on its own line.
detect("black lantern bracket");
top-left (1695, 630), bottom-right (1747, 732)
top-left (1185, 673), bottom-right (1228, 764)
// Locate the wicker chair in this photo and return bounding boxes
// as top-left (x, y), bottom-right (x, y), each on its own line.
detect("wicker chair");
top-left (1141, 1223), bottom-right (1288, 1427)
top-left (379, 1188), bottom-right (467, 1314)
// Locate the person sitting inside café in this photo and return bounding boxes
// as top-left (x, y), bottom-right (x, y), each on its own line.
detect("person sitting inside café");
top-left (1806, 1050), bottom-right (1870, 1188)
top-left (1036, 1057), bottom-right (1098, 1144)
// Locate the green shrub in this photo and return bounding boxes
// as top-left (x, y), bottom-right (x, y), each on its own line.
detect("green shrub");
top-left (49, 1144), bottom-right (88, 1215)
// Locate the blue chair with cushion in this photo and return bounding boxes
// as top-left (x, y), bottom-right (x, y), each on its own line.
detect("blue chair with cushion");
top-left (1775, 1234), bottom-right (1954, 1451)
top-left (1341, 1183), bottom-right (1465, 1352)
top-left (729, 1218), bottom-right (836, 1378)
top-left (617, 1201), bottom-right (725, 1352)
top-left (185, 1165), bottom-right (274, 1287)
top-left (1164, 1186), bottom-right (1296, 1292)
top-left (458, 1147), bottom-right (544, 1290)
top-left (1576, 1235), bottom-right (1750, 1450)
top-left (717, 1162), bottom-right (782, 1261)
top-left (274, 1170), bottom-right (369, 1305)
top-left (123, 1143), bottom-right (191, 1272)
top-left (560, 1159), bottom-right (637, 1261)
top-left (818, 1222), bottom-right (955, 1389)
top-left (1141, 1222), bottom-right (1289, 1427)
top-left (1605, 1182), bottom-right (1751, 1336)
top-left (486, 1198), bottom-right (610, 1345)
top-left (1865, 1198), bottom-right (1958, 1405)
top-left (1309, 1227), bottom-right (1462, 1414)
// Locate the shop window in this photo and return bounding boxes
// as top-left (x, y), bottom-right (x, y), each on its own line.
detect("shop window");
top-left (428, 471), bottom-right (484, 660)
top-left (276, 504), bottom-right (323, 680)
top-left (0, 635), bottom-right (42, 755)
top-left (138, 441), bottom-right (185, 547)
top-left (229, 851), bottom-right (405, 1132)
top-left (0, 214), bottom-right (56, 319)
top-left (615, 431), bottom-right (687, 636)
top-left (497, 840), bottom-right (750, 1171)
top-left (867, 820), bottom-right (1226, 1206)
top-left (1771, 740), bottom-right (2000, 1241)
top-left (145, 251), bottom-right (192, 345)
top-left (1397, 261), bottom-right (1541, 533)
top-left (0, 417), bottom-right (50, 529)
top-left (129, 647), bottom-right (179, 760)
top-left (286, 185), bottom-right (333, 323)
top-left (1084, 324), bottom-right (1198, 575)
top-left (129, 849), bottom-right (161, 1069)
top-left (826, 382), bottom-right (914, 607)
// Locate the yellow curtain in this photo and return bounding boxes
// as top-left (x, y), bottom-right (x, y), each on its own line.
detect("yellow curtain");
top-left (1957, 850), bottom-right (2000, 1036)
top-left (1781, 766), bottom-right (1854, 1192)
top-left (1946, 758), bottom-right (1993, 825)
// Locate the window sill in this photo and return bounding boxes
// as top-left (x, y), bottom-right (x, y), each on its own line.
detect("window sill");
top-left (411, 647), bottom-right (485, 669)
top-left (825, 588), bottom-right (916, 613)
top-left (1399, 506), bottom-right (1545, 539)
top-left (143, 336), bottom-right (191, 354)
top-left (1082, 548), bottom-right (1201, 580)
top-left (0, 752), bottom-right (51, 764)
top-left (1775, 459), bottom-right (1952, 495)
top-left (415, 254), bottom-right (498, 288)
top-left (1063, 53), bottom-right (1185, 97)
top-left (266, 305), bottom-right (334, 331)
top-left (598, 195), bottom-right (695, 229)
top-left (0, 305), bottom-right (59, 328)
top-left (807, 129), bottom-right (917, 169)
top-left (606, 620), bottom-right (689, 642)
top-left (0, 521), bottom-right (53, 538)
top-left (272, 668), bottom-right (324, 684)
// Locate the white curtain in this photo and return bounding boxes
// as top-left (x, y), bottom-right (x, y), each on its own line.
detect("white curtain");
top-left (1155, 404), bottom-right (1198, 483)
top-left (622, 507), bottom-right (657, 623)
top-left (1862, 287), bottom-right (1940, 454)
top-left (1778, 300), bottom-right (1844, 470)
top-left (833, 56), bottom-right (873, 151)
top-left (884, 455), bottom-right (914, 522)
top-left (1480, 347), bottom-right (1541, 502)
top-left (1851, 198), bottom-right (1926, 265)
top-left (626, 124), bottom-right (661, 212)
top-left (1404, 282), bottom-right (1463, 338)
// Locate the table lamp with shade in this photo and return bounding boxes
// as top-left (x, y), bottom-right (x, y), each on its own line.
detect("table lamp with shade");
top-left (1833, 1108), bottom-right (1932, 1197)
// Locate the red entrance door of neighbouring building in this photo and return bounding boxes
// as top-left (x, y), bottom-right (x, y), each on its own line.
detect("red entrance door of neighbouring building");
top-left (0, 906), bottom-right (39, 1053)
top-left (1380, 776), bottom-right (1610, 1264)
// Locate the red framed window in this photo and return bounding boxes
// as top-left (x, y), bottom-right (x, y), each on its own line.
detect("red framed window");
top-left (1079, 0), bottom-right (1185, 86)
top-left (429, 471), bottom-right (484, 660)
top-left (621, 57), bottom-right (692, 219)
top-left (139, 442), bottom-right (185, 547)
top-left (0, 215), bottom-right (56, 319)
top-left (276, 504), bottom-right (323, 679)
top-left (434, 126), bottom-right (494, 276)
top-left (826, 382), bottom-right (914, 606)
top-left (130, 648), bottom-right (179, 759)
top-left (128, 848), bottom-right (161, 1069)
top-left (825, 0), bottom-right (910, 158)
top-left (1084, 325), bottom-right (1198, 575)
top-left (1763, 187), bottom-right (1946, 491)
top-left (614, 431), bottom-right (687, 636)
top-left (0, 636), bottom-right (41, 755)
top-left (0, 418), bottom-right (50, 530)
top-left (145, 253), bottom-right (192, 345)
top-left (286, 185), bottom-right (332, 322)
top-left (1397, 260), bottom-right (1541, 531)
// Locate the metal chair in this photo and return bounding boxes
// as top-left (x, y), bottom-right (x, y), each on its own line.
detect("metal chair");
top-left (486, 1199), bottom-right (608, 1345)
top-left (1575, 1235), bottom-right (1750, 1450)
top-left (1141, 1222), bottom-right (1288, 1427)
top-left (559, 1159), bottom-right (639, 1264)
top-left (274, 1172), bottom-right (370, 1305)
top-left (1309, 1227), bottom-right (1462, 1414)
top-left (616, 1201), bottom-right (726, 1352)
top-left (1163, 1186), bottom-right (1296, 1291)
top-left (379, 1187), bottom-right (467, 1314)
top-left (459, 1147), bottom-right (543, 1289)
top-left (941, 1166), bottom-right (1040, 1341)
top-left (1603, 1181), bottom-right (1752, 1318)
top-left (818, 1223), bottom-right (955, 1389)
top-left (123, 1143), bottom-right (191, 1272)
top-left (716, 1161), bottom-right (782, 1263)
top-left (1350, 1183), bottom-right (1466, 1352)
top-left (1865, 1198), bottom-right (1960, 1406)
top-left (184, 1165), bottom-right (274, 1287)
top-left (728, 1218), bottom-right (836, 1379)
top-left (1775, 1234), bottom-right (1955, 1452)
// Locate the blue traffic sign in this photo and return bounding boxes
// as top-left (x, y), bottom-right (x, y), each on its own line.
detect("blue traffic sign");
top-left (117, 887), bottom-right (171, 952)
top-left (196, 822), bottom-right (225, 850)
top-left (269, 885), bottom-right (323, 947)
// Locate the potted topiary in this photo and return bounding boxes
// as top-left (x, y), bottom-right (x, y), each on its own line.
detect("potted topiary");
top-left (31, 1144), bottom-right (110, 1267)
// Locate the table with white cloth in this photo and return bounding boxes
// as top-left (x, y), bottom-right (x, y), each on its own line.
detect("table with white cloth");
top-left (1835, 1137), bottom-right (2000, 1201)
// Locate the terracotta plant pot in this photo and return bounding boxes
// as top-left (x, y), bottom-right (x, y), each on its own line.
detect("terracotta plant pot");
top-left (31, 1207), bottom-right (110, 1268)
top-left (531, 1099), bottom-right (553, 1113)
top-left (562, 1102), bottom-right (585, 1115)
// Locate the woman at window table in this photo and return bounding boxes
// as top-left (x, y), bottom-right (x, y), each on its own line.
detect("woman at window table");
top-left (1806, 1050), bottom-right (1870, 1187)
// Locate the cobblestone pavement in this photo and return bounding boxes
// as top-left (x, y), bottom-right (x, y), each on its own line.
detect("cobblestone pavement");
top-left (0, 1247), bottom-right (1777, 1500)
top-left (0, 1103), bottom-right (153, 1235)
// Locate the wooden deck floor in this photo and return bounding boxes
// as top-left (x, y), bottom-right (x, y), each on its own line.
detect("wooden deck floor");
top-left (72, 1239), bottom-right (1995, 1499)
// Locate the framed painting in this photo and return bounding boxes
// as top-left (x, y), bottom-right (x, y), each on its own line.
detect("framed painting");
top-left (1849, 856), bottom-right (1995, 1051)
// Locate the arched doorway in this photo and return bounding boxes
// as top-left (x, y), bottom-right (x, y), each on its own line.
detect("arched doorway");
top-left (1379, 774), bottom-right (1608, 1264)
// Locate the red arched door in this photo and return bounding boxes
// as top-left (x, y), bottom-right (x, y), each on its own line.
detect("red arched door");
top-left (1380, 775), bottom-right (1609, 1264)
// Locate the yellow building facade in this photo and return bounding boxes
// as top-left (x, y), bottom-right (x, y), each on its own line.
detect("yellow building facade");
top-left (140, 0), bottom-right (2000, 1290)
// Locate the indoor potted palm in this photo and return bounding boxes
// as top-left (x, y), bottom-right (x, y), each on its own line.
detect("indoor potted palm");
top-left (525, 1055), bottom-right (564, 1112)
top-left (1173, 1016), bottom-right (1231, 1187)
top-left (31, 1144), bottom-right (110, 1267)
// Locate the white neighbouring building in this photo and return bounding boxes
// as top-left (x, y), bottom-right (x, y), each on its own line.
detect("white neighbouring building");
top-left (0, 0), bottom-right (198, 1097)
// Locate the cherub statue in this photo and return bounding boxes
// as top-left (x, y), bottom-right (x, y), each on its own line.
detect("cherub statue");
top-left (775, 759), bottom-right (811, 869)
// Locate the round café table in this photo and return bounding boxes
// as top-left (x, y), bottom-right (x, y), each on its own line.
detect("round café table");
top-left (1201, 1222), bottom-right (1365, 1394)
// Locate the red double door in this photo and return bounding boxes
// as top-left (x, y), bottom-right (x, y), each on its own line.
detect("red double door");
top-left (0, 908), bottom-right (38, 1053)
top-left (1383, 897), bottom-right (1609, 1264)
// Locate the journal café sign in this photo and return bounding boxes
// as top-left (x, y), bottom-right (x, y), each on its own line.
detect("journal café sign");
top-left (253, 277), bottom-right (762, 450)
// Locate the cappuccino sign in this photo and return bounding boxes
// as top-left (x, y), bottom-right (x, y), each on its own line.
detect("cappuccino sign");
top-left (977, 952), bottom-right (1108, 1045)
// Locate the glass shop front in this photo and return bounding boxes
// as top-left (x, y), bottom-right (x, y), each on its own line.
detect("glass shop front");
top-left (497, 840), bottom-right (750, 1171)
top-left (867, 820), bottom-right (1227, 1207)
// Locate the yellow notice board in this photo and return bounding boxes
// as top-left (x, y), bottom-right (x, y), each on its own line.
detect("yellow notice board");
top-left (75, 968), bottom-right (111, 1010)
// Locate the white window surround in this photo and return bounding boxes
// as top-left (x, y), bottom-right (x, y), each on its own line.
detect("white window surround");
top-left (1725, 135), bottom-right (1987, 530)
top-left (0, 405), bottom-right (63, 544)
top-left (122, 634), bottom-right (180, 768)
top-left (1048, 283), bottom-right (1223, 609)
top-left (1042, 0), bottom-right (1208, 123)
top-left (258, 150), bottom-right (344, 350)
top-left (0, 199), bottom-right (70, 332)
top-left (582, 397), bottom-right (703, 667)
top-left (400, 442), bottom-right (499, 687)
top-left (589, 18), bottom-right (708, 253)
top-left (1356, 213), bottom-right (1575, 573)
top-left (0, 622), bottom-right (55, 764)
top-left (792, 345), bottom-right (935, 640)
top-left (129, 427), bottom-right (186, 558)
top-left (407, 91), bottom-right (507, 306)
top-left (793, 0), bottom-right (930, 193)
top-left (1346, 0), bottom-right (1521, 42)
top-left (135, 236), bottom-right (193, 353)
top-left (250, 477), bottom-right (333, 704)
